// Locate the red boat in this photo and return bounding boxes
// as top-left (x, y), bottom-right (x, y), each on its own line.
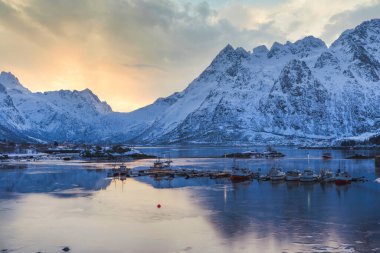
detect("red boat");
top-left (230, 174), bottom-right (252, 182)
top-left (322, 153), bottom-right (332, 159)
top-left (230, 165), bottom-right (253, 183)
top-left (335, 171), bottom-right (352, 185)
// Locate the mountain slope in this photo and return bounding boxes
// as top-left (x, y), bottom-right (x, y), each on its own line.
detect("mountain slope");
top-left (1, 19), bottom-right (380, 145)
top-left (130, 19), bottom-right (380, 145)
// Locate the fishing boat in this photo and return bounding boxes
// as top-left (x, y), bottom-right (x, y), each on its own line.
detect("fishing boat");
top-left (107, 163), bottom-right (132, 177)
top-left (258, 174), bottom-right (270, 181)
top-left (230, 161), bottom-right (253, 182)
top-left (269, 167), bottom-right (286, 181)
top-left (285, 170), bottom-right (300, 181)
top-left (322, 152), bottom-right (332, 159)
top-left (119, 164), bottom-right (131, 176)
top-left (300, 169), bottom-right (319, 182)
top-left (210, 171), bottom-right (231, 179)
top-left (335, 170), bottom-right (352, 185)
top-left (150, 158), bottom-right (166, 169)
top-left (320, 169), bottom-right (335, 183)
top-left (150, 156), bottom-right (173, 170)
top-left (230, 168), bottom-right (253, 182)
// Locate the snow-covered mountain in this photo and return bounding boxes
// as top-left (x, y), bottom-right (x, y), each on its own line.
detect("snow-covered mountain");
top-left (0, 71), bottom-right (114, 142)
top-left (1, 19), bottom-right (380, 145)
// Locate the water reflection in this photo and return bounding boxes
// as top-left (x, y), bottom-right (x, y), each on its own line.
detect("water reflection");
top-left (0, 163), bottom-right (27, 170)
top-left (0, 164), bottom-right (109, 198)
top-left (0, 156), bottom-right (380, 253)
top-left (193, 176), bottom-right (380, 252)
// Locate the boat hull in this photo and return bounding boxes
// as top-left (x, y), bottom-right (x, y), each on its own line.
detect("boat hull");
top-left (286, 176), bottom-right (300, 181)
top-left (270, 175), bottom-right (285, 181)
top-left (321, 177), bottom-right (335, 183)
top-left (258, 175), bottom-right (270, 181)
top-left (230, 175), bottom-right (252, 182)
top-left (300, 177), bottom-right (318, 182)
top-left (335, 179), bottom-right (351, 185)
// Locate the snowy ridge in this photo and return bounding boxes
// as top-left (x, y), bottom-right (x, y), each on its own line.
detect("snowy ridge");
top-left (1, 19), bottom-right (380, 145)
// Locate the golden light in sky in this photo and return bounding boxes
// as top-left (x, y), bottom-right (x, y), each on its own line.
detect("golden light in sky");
top-left (0, 0), bottom-right (379, 112)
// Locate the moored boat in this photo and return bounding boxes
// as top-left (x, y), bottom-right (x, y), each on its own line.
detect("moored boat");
top-left (230, 162), bottom-right (253, 182)
top-left (269, 167), bottom-right (286, 181)
top-left (258, 174), bottom-right (270, 181)
top-left (322, 153), bottom-right (332, 159)
top-left (210, 171), bottom-right (231, 179)
top-left (320, 169), bottom-right (335, 183)
top-left (300, 168), bottom-right (319, 182)
top-left (285, 170), bottom-right (300, 181)
top-left (108, 163), bottom-right (132, 177)
top-left (150, 158), bottom-right (166, 169)
top-left (335, 170), bottom-right (352, 185)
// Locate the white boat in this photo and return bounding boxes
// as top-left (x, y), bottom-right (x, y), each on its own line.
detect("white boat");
top-left (285, 170), bottom-right (300, 181)
top-left (300, 169), bottom-right (319, 182)
top-left (269, 167), bottom-right (286, 181)
top-left (320, 169), bottom-right (335, 183)
top-left (258, 174), bottom-right (270, 181)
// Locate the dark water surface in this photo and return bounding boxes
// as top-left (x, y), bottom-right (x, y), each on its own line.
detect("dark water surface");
top-left (1, 147), bottom-right (380, 253)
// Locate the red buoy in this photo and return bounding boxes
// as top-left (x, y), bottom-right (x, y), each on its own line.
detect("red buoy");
top-left (157, 204), bottom-right (161, 208)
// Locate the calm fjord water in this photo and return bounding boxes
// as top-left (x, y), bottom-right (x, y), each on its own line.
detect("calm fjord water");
top-left (0, 147), bottom-right (380, 253)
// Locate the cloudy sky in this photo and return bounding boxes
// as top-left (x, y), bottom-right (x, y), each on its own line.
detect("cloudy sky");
top-left (0, 0), bottom-right (379, 112)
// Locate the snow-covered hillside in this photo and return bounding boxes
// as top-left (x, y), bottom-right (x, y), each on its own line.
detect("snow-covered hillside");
top-left (1, 19), bottom-right (380, 145)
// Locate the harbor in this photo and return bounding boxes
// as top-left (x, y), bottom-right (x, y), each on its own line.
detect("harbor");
top-left (104, 147), bottom-right (370, 186)
top-left (106, 159), bottom-right (368, 186)
top-left (1, 146), bottom-right (380, 253)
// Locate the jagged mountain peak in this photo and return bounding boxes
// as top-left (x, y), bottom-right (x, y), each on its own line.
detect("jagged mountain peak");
top-left (222, 43), bottom-right (234, 51)
top-left (268, 42), bottom-right (287, 58)
top-left (2, 19), bottom-right (380, 144)
top-left (79, 88), bottom-right (109, 106)
top-left (0, 71), bottom-right (29, 93)
top-left (268, 36), bottom-right (327, 59)
top-left (213, 44), bottom-right (235, 59)
top-left (0, 71), bottom-right (19, 83)
top-left (330, 19), bottom-right (380, 82)
top-left (252, 45), bottom-right (269, 57)
top-left (292, 36), bottom-right (327, 53)
top-left (294, 36), bottom-right (326, 47)
top-left (40, 88), bottom-right (113, 114)
top-left (269, 37), bottom-right (327, 59)
top-left (211, 44), bottom-right (249, 66)
top-left (331, 18), bottom-right (380, 48)
top-left (354, 18), bottom-right (380, 32)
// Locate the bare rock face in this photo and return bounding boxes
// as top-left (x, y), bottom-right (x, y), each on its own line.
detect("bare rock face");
top-left (260, 60), bottom-right (329, 136)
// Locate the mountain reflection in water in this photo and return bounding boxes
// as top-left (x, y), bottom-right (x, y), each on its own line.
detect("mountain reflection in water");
top-left (0, 154), bottom-right (379, 253)
top-left (0, 164), bottom-right (109, 197)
